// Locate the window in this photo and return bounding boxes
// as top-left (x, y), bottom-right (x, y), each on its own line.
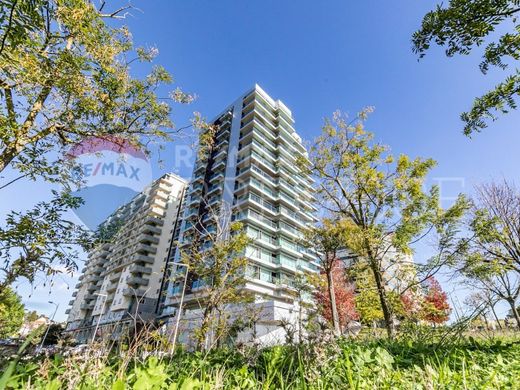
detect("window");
top-left (247, 265), bottom-right (260, 279)
top-left (247, 245), bottom-right (261, 259)
top-left (261, 268), bottom-right (272, 283)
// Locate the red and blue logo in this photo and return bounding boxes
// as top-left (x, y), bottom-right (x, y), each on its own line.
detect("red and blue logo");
top-left (67, 136), bottom-right (152, 230)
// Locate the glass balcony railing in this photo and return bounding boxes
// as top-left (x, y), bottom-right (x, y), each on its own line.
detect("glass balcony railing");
top-left (250, 178), bottom-right (277, 197)
top-left (249, 193), bottom-right (278, 213)
top-left (248, 210), bottom-right (277, 229)
top-left (279, 255), bottom-right (297, 269)
top-left (251, 165), bottom-right (278, 185)
top-left (251, 151), bottom-right (277, 172)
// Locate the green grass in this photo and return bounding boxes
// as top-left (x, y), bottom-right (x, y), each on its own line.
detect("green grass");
top-left (2, 335), bottom-right (520, 389)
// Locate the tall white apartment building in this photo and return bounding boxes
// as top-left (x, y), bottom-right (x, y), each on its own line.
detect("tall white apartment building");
top-left (162, 85), bottom-right (319, 345)
top-left (65, 173), bottom-right (187, 342)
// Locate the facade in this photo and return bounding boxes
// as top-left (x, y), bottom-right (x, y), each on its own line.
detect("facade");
top-left (162, 85), bottom-right (320, 346)
top-left (65, 173), bottom-right (187, 341)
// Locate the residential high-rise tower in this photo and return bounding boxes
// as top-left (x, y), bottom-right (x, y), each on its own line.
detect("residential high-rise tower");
top-left (65, 173), bottom-right (187, 342)
top-left (162, 85), bottom-right (319, 345)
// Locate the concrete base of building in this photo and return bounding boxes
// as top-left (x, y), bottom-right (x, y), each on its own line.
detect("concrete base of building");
top-left (162, 300), bottom-right (309, 349)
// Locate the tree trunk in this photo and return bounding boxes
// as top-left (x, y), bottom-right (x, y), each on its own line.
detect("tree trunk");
top-left (370, 262), bottom-right (394, 338)
top-left (326, 268), bottom-right (341, 336)
top-left (0, 143), bottom-right (21, 173)
top-left (482, 314), bottom-right (490, 331)
top-left (489, 301), bottom-right (503, 330)
top-left (298, 299), bottom-right (303, 344)
top-left (197, 306), bottom-right (212, 351)
top-left (507, 299), bottom-right (520, 329)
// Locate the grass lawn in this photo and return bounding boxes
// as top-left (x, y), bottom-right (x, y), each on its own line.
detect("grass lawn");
top-left (2, 334), bottom-right (520, 389)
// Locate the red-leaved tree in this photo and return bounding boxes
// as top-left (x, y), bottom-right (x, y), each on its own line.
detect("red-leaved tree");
top-left (421, 277), bottom-right (451, 325)
top-left (315, 262), bottom-right (359, 331)
top-left (400, 290), bottom-right (422, 321)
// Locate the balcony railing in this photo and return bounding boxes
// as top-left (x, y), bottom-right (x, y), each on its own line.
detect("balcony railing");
top-left (129, 264), bottom-right (152, 274)
top-left (122, 288), bottom-right (146, 297)
top-left (126, 276), bottom-right (149, 287)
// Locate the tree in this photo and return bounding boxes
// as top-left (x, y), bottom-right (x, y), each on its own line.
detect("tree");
top-left (400, 290), bottom-right (423, 323)
top-left (469, 270), bottom-right (520, 328)
top-left (421, 277), bottom-right (451, 325)
top-left (464, 181), bottom-right (520, 328)
top-left (178, 205), bottom-right (254, 350)
top-left (464, 291), bottom-right (503, 330)
top-left (349, 264), bottom-right (384, 327)
top-left (0, 190), bottom-right (91, 289)
top-left (0, 0), bottom-right (190, 287)
top-left (0, 0), bottom-right (190, 177)
top-left (24, 310), bottom-right (39, 323)
top-left (506, 305), bottom-right (520, 327)
top-left (0, 286), bottom-right (24, 338)
top-left (282, 272), bottom-right (316, 344)
top-left (300, 110), bottom-right (468, 337)
top-left (413, 0), bottom-right (520, 135)
top-left (304, 218), bottom-right (351, 336)
top-left (41, 323), bottom-right (64, 346)
top-left (314, 261), bottom-right (358, 332)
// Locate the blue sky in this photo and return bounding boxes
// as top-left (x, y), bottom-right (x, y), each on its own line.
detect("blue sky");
top-left (4, 0), bottom-right (520, 321)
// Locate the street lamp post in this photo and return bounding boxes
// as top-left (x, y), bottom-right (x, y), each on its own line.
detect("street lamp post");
top-left (39, 301), bottom-right (59, 350)
top-left (169, 262), bottom-right (189, 354)
top-left (91, 292), bottom-right (108, 344)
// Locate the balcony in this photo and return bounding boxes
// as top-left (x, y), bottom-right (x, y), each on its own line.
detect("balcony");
top-left (298, 261), bottom-right (319, 272)
top-left (280, 207), bottom-right (306, 228)
top-left (252, 152), bottom-right (275, 171)
top-left (109, 272), bottom-right (120, 282)
top-left (212, 159), bottom-right (226, 171)
top-left (185, 207), bottom-right (199, 219)
top-left (137, 243), bottom-right (157, 255)
top-left (85, 274), bottom-right (101, 283)
top-left (193, 171), bottom-right (204, 183)
top-left (80, 302), bottom-right (94, 310)
top-left (279, 222), bottom-right (302, 239)
top-left (209, 172), bottom-right (225, 183)
top-left (186, 196), bottom-right (200, 207)
top-left (135, 254), bottom-right (155, 264)
top-left (235, 193), bottom-right (278, 215)
top-left (144, 216), bottom-right (164, 226)
top-left (194, 162), bottom-right (206, 174)
top-left (141, 224), bottom-right (162, 235)
top-left (245, 210), bottom-right (277, 231)
top-left (215, 127), bottom-right (230, 140)
top-left (278, 239), bottom-right (302, 258)
top-left (126, 276), bottom-right (149, 287)
top-left (106, 281), bottom-right (117, 292)
top-left (279, 255), bottom-right (297, 270)
top-left (206, 184), bottom-right (223, 197)
top-left (213, 148), bottom-right (227, 161)
top-left (149, 198), bottom-right (168, 209)
top-left (249, 181), bottom-right (277, 201)
top-left (122, 288), bottom-right (146, 297)
top-left (155, 189), bottom-right (169, 201)
top-left (207, 196), bottom-right (220, 207)
top-left (129, 264), bottom-right (152, 274)
top-left (138, 233), bottom-right (160, 245)
top-left (214, 138), bottom-right (229, 151)
top-left (189, 184), bottom-right (203, 194)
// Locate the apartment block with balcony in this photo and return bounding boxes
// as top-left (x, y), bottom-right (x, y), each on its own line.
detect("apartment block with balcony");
top-left (162, 85), bottom-right (320, 346)
top-left (65, 173), bottom-right (187, 341)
